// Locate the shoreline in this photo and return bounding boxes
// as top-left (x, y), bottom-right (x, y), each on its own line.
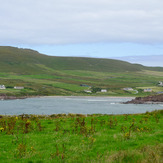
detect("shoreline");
top-left (40, 95), bottom-right (134, 99)
top-left (0, 95), bottom-right (135, 100)
top-left (124, 94), bottom-right (163, 104)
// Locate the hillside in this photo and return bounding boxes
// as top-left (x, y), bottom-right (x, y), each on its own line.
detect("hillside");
top-left (0, 46), bottom-right (163, 96)
top-left (0, 46), bottom-right (157, 74)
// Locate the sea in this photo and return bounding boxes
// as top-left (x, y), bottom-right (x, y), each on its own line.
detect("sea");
top-left (0, 96), bottom-right (163, 115)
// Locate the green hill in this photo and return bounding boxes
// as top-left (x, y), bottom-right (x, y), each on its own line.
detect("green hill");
top-left (0, 46), bottom-right (157, 74)
top-left (0, 46), bottom-right (163, 96)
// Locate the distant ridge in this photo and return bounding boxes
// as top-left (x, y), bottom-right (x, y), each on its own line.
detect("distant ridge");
top-left (112, 55), bottom-right (163, 67)
top-left (0, 46), bottom-right (162, 74)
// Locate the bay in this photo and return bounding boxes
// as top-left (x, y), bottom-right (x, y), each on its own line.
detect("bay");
top-left (0, 96), bottom-right (163, 115)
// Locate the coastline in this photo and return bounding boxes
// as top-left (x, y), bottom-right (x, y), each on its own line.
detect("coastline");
top-left (0, 95), bottom-right (134, 100)
top-left (124, 94), bottom-right (163, 104)
top-left (39, 95), bottom-right (134, 99)
top-left (2, 94), bottom-right (162, 103)
top-left (0, 95), bottom-right (39, 100)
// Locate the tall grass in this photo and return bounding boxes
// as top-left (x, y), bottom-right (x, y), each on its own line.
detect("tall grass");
top-left (0, 110), bottom-right (162, 162)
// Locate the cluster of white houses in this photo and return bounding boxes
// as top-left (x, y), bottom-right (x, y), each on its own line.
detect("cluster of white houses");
top-left (0, 85), bottom-right (24, 90)
top-left (123, 87), bottom-right (152, 92)
top-left (85, 87), bottom-right (155, 94)
top-left (1, 81), bottom-right (162, 93)
top-left (84, 89), bottom-right (107, 93)
top-left (83, 82), bottom-right (163, 94)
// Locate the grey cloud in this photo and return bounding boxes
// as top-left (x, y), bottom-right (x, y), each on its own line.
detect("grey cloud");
top-left (0, 0), bottom-right (163, 45)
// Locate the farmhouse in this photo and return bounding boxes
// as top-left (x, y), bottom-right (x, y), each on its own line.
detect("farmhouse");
top-left (123, 87), bottom-right (133, 91)
top-left (0, 85), bottom-right (6, 89)
top-left (84, 90), bottom-right (92, 93)
top-left (158, 81), bottom-right (163, 86)
top-left (144, 88), bottom-right (152, 92)
top-left (101, 89), bottom-right (107, 93)
top-left (14, 86), bottom-right (24, 90)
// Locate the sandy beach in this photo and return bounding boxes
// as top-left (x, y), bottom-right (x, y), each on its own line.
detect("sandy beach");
top-left (40, 96), bottom-right (134, 99)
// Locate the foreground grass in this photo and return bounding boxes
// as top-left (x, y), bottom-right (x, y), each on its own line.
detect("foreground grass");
top-left (0, 110), bottom-right (162, 162)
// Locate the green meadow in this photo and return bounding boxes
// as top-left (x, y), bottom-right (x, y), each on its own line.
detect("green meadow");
top-left (0, 110), bottom-right (162, 162)
top-left (0, 70), bottom-right (163, 97)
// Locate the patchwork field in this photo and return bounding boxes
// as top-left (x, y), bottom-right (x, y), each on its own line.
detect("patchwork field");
top-left (0, 70), bottom-right (163, 97)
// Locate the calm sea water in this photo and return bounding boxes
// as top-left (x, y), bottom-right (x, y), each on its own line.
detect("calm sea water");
top-left (0, 97), bottom-right (163, 115)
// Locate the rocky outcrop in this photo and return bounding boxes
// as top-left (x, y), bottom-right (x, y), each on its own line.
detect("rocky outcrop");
top-left (0, 94), bottom-right (27, 100)
top-left (124, 94), bottom-right (163, 104)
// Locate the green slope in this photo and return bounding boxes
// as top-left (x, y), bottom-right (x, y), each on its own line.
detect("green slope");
top-left (0, 46), bottom-right (157, 74)
top-left (0, 46), bottom-right (163, 96)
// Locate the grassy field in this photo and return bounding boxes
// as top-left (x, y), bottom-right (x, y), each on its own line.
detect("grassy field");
top-left (0, 70), bottom-right (163, 97)
top-left (0, 110), bottom-right (162, 162)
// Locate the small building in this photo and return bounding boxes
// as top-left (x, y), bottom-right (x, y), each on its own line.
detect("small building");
top-left (123, 88), bottom-right (133, 91)
top-left (84, 90), bottom-right (92, 93)
top-left (157, 91), bottom-right (163, 94)
top-left (14, 86), bottom-right (24, 90)
top-left (101, 89), bottom-right (107, 93)
top-left (80, 84), bottom-right (91, 87)
top-left (0, 85), bottom-right (6, 89)
top-left (134, 90), bottom-right (138, 94)
top-left (158, 81), bottom-right (163, 86)
top-left (144, 88), bottom-right (152, 92)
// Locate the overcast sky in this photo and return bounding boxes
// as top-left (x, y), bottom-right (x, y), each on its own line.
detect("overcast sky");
top-left (0, 0), bottom-right (163, 66)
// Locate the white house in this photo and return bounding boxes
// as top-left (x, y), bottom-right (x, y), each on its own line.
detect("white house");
top-left (144, 88), bottom-right (152, 92)
top-left (101, 89), bottom-right (107, 93)
top-left (123, 88), bottom-right (133, 91)
top-left (84, 90), bottom-right (92, 93)
top-left (14, 86), bottom-right (24, 90)
top-left (158, 81), bottom-right (163, 86)
top-left (0, 85), bottom-right (6, 89)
